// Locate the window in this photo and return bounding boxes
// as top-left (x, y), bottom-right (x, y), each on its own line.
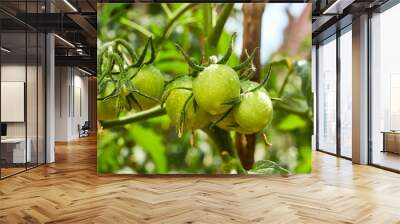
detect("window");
top-left (339, 28), bottom-right (352, 158)
top-left (0, 0), bottom-right (46, 179)
top-left (317, 36), bottom-right (337, 154)
top-left (370, 3), bottom-right (400, 171)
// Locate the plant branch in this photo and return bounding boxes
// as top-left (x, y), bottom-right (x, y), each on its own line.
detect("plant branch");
top-left (100, 105), bottom-right (166, 129)
top-left (202, 127), bottom-right (246, 174)
top-left (202, 3), bottom-right (213, 58)
top-left (120, 18), bottom-right (154, 38)
top-left (207, 3), bottom-right (234, 55)
top-left (158, 3), bottom-right (198, 46)
top-left (161, 3), bottom-right (172, 18)
top-left (235, 3), bottom-right (265, 170)
top-left (236, 133), bottom-right (256, 170)
top-left (203, 4), bottom-right (212, 37)
top-left (278, 67), bottom-right (294, 98)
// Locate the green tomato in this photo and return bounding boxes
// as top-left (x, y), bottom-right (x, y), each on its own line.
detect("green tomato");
top-left (129, 65), bottom-right (164, 111)
top-left (192, 64), bottom-right (240, 115)
top-left (97, 81), bottom-right (118, 121)
top-left (233, 81), bottom-right (273, 134)
top-left (165, 76), bottom-right (214, 130)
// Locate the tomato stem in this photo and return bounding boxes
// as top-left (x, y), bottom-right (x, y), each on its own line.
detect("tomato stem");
top-left (158, 3), bottom-right (198, 46)
top-left (207, 4), bottom-right (234, 54)
top-left (100, 105), bottom-right (166, 129)
top-left (202, 127), bottom-right (246, 174)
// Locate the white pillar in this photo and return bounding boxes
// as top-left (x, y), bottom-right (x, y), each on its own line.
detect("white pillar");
top-left (46, 32), bottom-right (55, 163)
top-left (312, 45), bottom-right (317, 150)
top-left (352, 14), bottom-right (369, 164)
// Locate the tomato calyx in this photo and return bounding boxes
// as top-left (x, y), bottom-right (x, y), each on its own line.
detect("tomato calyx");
top-left (175, 32), bottom-right (257, 78)
top-left (175, 43), bottom-right (205, 72)
top-left (243, 65), bottom-right (272, 94)
top-left (129, 37), bottom-right (156, 68)
top-left (178, 92), bottom-right (194, 137)
top-left (232, 47), bottom-right (259, 71)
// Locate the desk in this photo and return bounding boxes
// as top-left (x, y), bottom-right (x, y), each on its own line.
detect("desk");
top-left (1, 138), bottom-right (31, 163)
top-left (382, 131), bottom-right (400, 154)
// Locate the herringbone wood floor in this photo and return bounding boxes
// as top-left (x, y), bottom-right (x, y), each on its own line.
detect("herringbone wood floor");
top-left (1, 136), bottom-right (400, 224)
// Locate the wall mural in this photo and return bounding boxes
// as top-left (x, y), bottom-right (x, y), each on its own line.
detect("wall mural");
top-left (97, 3), bottom-right (313, 175)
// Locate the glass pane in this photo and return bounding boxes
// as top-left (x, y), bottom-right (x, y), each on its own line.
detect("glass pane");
top-left (27, 31), bottom-right (38, 169)
top-left (1, 30), bottom-right (27, 177)
top-left (318, 37), bottom-right (337, 154)
top-left (340, 29), bottom-right (352, 158)
top-left (38, 32), bottom-right (45, 165)
top-left (371, 4), bottom-right (400, 171)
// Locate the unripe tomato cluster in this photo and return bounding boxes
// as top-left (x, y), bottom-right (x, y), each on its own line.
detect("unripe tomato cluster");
top-left (97, 38), bottom-right (165, 120)
top-left (164, 64), bottom-right (273, 135)
top-left (98, 35), bottom-right (273, 135)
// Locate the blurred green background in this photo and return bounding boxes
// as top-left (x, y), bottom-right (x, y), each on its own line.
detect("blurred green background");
top-left (97, 3), bottom-right (313, 174)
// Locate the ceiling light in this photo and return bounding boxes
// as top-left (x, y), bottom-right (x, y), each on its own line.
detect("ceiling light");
top-left (323, 0), bottom-right (354, 15)
top-left (54, 34), bottom-right (75, 48)
top-left (323, 0), bottom-right (341, 14)
top-left (1, 47), bottom-right (11, 53)
top-left (78, 67), bottom-right (92, 76)
top-left (63, 0), bottom-right (78, 12)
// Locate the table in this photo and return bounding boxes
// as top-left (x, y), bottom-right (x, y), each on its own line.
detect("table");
top-left (382, 131), bottom-right (400, 154)
top-left (1, 138), bottom-right (31, 164)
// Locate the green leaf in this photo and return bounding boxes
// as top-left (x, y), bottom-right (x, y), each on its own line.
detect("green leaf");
top-left (268, 58), bottom-right (291, 69)
top-left (156, 50), bottom-right (183, 63)
top-left (277, 114), bottom-right (307, 131)
top-left (249, 160), bottom-right (289, 175)
top-left (97, 130), bottom-right (124, 173)
top-left (294, 146), bottom-right (312, 174)
top-left (277, 94), bottom-right (309, 115)
top-left (128, 124), bottom-right (168, 173)
top-left (156, 60), bottom-right (189, 75)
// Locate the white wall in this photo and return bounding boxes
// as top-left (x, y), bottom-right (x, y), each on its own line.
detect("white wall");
top-left (1, 63), bottom-right (46, 164)
top-left (55, 66), bottom-right (89, 141)
top-left (1, 65), bottom-right (33, 138)
top-left (55, 66), bottom-right (69, 141)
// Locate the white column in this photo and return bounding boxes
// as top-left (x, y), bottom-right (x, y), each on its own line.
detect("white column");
top-left (312, 45), bottom-right (317, 150)
top-left (46, 32), bottom-right (55, 163)
top-left (352, 14), bottom-right (369, 164)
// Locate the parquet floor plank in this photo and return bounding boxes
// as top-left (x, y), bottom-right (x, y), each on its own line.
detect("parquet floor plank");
top-left (0, 136), bottom-right (399, 223)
